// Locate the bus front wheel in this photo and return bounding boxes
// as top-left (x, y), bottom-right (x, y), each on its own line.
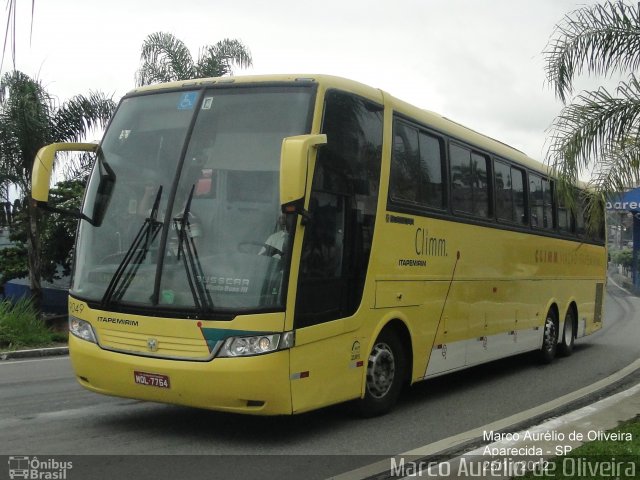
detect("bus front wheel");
top-left (357, 328), bottom-right (406, 417)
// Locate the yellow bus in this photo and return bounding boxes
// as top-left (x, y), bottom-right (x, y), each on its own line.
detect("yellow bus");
top-left (32, 75), bottom-right (606, 416)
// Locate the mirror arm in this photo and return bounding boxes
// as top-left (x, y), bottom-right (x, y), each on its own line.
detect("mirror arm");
top-left (281, 198), bottom-right (313, 225)
top-left (35, 200), bottom-right (93, 225)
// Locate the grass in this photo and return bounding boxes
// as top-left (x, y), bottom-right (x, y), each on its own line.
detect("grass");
top-left (518, 417), bottom-right (640, 479)
top-left (0, 297), bottom-right (60, 350)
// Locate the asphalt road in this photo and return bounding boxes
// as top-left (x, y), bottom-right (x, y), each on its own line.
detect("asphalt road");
top-left (1, 283), bottom-right (639, 479)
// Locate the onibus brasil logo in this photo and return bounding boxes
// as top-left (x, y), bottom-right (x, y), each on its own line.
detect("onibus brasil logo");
top-left (8, 456), bottom-right (72, 479)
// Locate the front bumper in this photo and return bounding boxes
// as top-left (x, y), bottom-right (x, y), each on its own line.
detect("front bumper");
top-left (69, 334), bottom-right (293, 415)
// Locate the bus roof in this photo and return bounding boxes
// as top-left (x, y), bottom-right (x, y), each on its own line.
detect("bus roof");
top-left (129, 74), bottom-right (554, 179)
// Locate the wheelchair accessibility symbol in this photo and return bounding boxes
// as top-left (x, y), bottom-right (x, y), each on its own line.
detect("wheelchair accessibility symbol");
top-left (177, 92), bottom-right (198, 110)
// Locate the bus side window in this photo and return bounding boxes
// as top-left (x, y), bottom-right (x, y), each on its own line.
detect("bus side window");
top-left (450, 144), bottom-right (490, 218)
top-left (450, 144), bottom-right (473, 214)
top-left (542, 179), bottom-right (554, 229)
top-left (512, 167), bottom-right (527, 225)
top-left (389, 120), bottom-right (445, 210)
top-left (390, 122), bottom-right (420, 204)
top-left (495, 160), bottom-right (527, 225)
top-left (495, 160), bottom-right (513, 222)
top-left (295, 90), bottom-right (383, 328)
top-left (558, 193), bottom-right (572, 233)
top-left (575, 192), bottom-right (604, 241)
top-left (419, 132), bottom-right (445, 209)
top-left (529, 174), bottom-right (543, 228)
top-left (300, 192), bottom-right (345, 278)
top-left (471, 152), bottom-right (490, 218)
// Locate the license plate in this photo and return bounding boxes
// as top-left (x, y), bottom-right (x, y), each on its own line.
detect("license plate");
top-left (134, 371), bottom-right (170, 389)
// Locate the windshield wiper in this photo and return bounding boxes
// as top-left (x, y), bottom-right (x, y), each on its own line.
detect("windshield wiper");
top-left (101, 186), bottom-right (163, 307)
top-left (173, 184), bottom-right (214, 312)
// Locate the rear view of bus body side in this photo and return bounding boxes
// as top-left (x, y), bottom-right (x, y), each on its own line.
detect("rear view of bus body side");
top-left (32, 75), bottom-right (606, 416)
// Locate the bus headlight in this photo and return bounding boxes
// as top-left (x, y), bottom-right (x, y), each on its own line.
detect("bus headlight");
top-left (69, 316), bottom-right (97, 344)
top-left (218, 331), bottom-right (294, 357)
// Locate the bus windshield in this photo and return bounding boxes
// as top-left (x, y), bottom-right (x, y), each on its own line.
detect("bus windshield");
top-left (73, 85), bottom-right (315, 316)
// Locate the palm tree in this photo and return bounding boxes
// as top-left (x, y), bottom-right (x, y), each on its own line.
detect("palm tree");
top-left (135, 32), bottom-right (252, 87)
top-left (1, 0), bottom-right (35, 72)
top-left (0, 70), bottom-right (115, 307)
top-left (545, 1), bottom-right (640, 200)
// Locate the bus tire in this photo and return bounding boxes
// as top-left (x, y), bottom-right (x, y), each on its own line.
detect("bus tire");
top-left (538, 310), bottom-right (558, 364)
top-left (558, 309), bottom-right (575, 357)
top-left (357, 328), bottom-right (406, 417)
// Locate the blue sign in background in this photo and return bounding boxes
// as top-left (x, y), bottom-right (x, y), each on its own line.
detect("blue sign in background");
top-left (608, 188), bottom-right (640, 289)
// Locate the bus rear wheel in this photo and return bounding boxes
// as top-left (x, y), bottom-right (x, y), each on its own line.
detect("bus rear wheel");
top-left (558, 309), bottom-right (575, 357)
top-left (357, 329), bottom-right (406, 417)
top-left (538, 310), bottom-right (558, 364)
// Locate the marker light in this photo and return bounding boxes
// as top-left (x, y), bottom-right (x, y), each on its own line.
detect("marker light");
top-left (218, 331), bottom-right (295, 357)
top-left (69, 315), bottom-right (97, 344)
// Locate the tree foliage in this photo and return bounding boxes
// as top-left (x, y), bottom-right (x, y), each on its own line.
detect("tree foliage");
top-left (546, 1), bottom-right (640, 198)
top-left (135, 32), bottom-right (252, 87)
top-left (611, 247), bottom-right (633, 268)
top-left (0, 71), bottom-right (114, 193)
top-left (0, 180), bottom-right (84, 286)
top-left (0, 70), bottom-right (115, 306)
top-left (0, 244), bottom-right (27, 285)
top-left (546, 1), bottom-right (640, 104)
top-left (40, 179), bottom-right (85, 280)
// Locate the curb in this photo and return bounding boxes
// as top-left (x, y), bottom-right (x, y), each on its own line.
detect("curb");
top-left (333, 358), bottom-right (640, 480)
top-left (0, 346), bottom-right (69, 360)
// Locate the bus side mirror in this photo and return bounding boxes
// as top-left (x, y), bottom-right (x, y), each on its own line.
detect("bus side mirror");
top-left (32, 142), bottom-right (111, 226)
top-left (279, 134), bottom-right (327, 214)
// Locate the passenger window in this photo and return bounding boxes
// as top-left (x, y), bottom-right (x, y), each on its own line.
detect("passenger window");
top-left (419, 132), bottom-right (445, 209)
top-left (530, 175), bottom-right (542, 228)
top-left (495, 160), bottom-right (513, 222)
top-left (471, 152), bottom-right (489, 217)
top-left (576, 193), bottom-right (604, 241)
top-left (575, 199), bottom-right (587, 237)
top-left (557, 195), bottom-right (572, 232)
top-left (390, 122), bottom-right (420, 204)
top-left (530, 174), bottom-right (554, 230)
top-left (450, 144), bottom-right (473, 214)
top-left (542, 179), bottom-right (554, 229)
top-left (512, 167), bottom-right (526, 225)
top-left (389, 120), bottom-right (445, 209)
top-left (495, 161), bottom-right (526, 225)
top-left (450, 144), bottom-right (490, 218)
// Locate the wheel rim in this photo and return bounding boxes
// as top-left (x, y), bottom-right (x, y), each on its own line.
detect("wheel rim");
top-left (366, 342), bottom-right (395, 399)
top-left (543, 316), bottom-right (557, 353)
